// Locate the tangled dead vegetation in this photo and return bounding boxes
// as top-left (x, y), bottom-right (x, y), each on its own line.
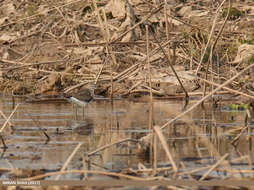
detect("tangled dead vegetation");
top-left (0, 0), bottom-right (254, 100)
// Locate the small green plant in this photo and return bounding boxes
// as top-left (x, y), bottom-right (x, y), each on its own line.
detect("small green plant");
top-left (221, 7), bottom-right (242, 20)
top-left (228, 103), bottom-right (249, 111)
top-left (202, 46), bottom-right (217, 63)
top-left (240, 39), bottom-right (254, 45)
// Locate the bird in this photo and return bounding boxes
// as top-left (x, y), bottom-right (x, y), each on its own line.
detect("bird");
top-left (66, 90), bottom-right (93, 107)
top-left (64, 84), bottom-right (96, 107)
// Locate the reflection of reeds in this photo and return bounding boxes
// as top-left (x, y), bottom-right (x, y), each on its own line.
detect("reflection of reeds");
top-left (202, 0), bottom-right (231, 99)
top-left (137, 142), bottom-right (150, 163)
top-left (9, 94), bottom-right (251, 183)
top-left (55, 142), bottom-right (83, 180)
top-left (146, 24), bottom-right (156, 173)
top-left (137, 62), bottom-right (254, 181)
top-left (154, 126), bottom-right (177, 172)
top-left (7, 0), bottom-right (254, 183)
top-left (0, 103), bottom-right (20, 133)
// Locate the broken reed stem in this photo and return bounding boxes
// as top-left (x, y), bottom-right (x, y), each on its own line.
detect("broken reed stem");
top-left (93, 5), bottom-right (109, 86)
top-left (247, 154), bottom-right (254, 178)
top-left (153, 131), bottom-right (157, 175)
top-left (82, 154), bottom-right (88, 179)
top-left (216, 168), bottom-right (254, 174)
top-left (154, 126), bottom-right (178, 172)
top-left (102, 8), bottom-right (116, 99)
top-left (203, 0), bottom-right (231, 98)
top-left (190, 123), bottom-right (233, 170)
top-left (167, 184), bottom-right (187, 190)
top-left (24, 169), bottom-right (164, 181)
top-left (225, 126), bottom-right (244, 135)
top-left (164, 0), bottom-right (169, 41)
top-left (138, 64), bottom-right (254, 175)
top-left (94, 56), bottom-right (106, 85)
top-left (150, 30), bottom-right (189, 100)
top-left (211, 0), bottom-right (232, 54)
top-left (0, 103), bottom-right (20, 133)
top-left (88, 138), bottom-right (138, 157)
top-left (110, 59), bottom-right (113, 100)
top-left (92, 0), bottom-right (106, 39)
top-left (0, 135), bottom-right (7, 149)
top-left (230, 126), bottom-right (247, 146)
top-left (142, 0), bottom-right (202, 32)
top-left (146, 25), bottom-right (154, 166)
top-left (146, 25), bottom-right (153, 127)
top-left (55, 142), bottom-right (83, 180)
top-left (136, 166), bottom-right (172, 173)
top-left (199, 153), bottom-right (229, 181)
top-left (195, 0), bottom-right (227, 75)
top-left (198, 76), bottom-right (254, 100)
top-left (102, 9), bottom-right (118, 68)
top-left (180, 162), bottom-right (195, 181)
top-left (179, 155), bottom-right (249, 176)
top-left (0, 0), bottom-right (83, 29)
top-left (164, 0), bottom-right (170, 58)
top-left (110, 4), bottom-right (163, 44)
top-left (0, 109), bottom-right (14, 129)
top-left (195, 142), bottom-right (203, 158)
top-left (113, 38), bottom-right (172, 82)
top-left (160, 63), bottom-right (254, 131)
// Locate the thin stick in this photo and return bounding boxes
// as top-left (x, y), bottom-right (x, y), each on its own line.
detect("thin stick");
top-left (92, 0), bottom-right (108, 86)
top-left (140, 64), bottom-right (254, 166)
top-left (94, 56), bottom-right (107, 85)
top-left (153, 130), bottom-right (157, 175)
top-left (141, 0), bottom-right (202, 32)
top-left (63, 41), bottom-right (146, 47)
top-left (146, 24), bottom-right (154, 166)
top-left (179, 155), bottom-right (249, 176)
top-left (150, 30), bottom-right (189, 100)
top-left (230, 126), bottom-right (247, 146)
top-left (247, 154), bottom-right (253, 178)
top-left (0, 135), bottom-right (7, 149)
top-left (88, 138), bottom-right (138, 156)
top-left (93, 0), bottom-right (106, 37)
top-left (146, 25), bottom-right (153, 122)
top-left (154, 126), bottom-right (178, 172)
top-left (198, 77), bottom-right (254, 100)
top-left (161, 63), bottom-right (254, 131)
top-left (216, 168), bottom-right (254, 174)
top-left (195, 0), bottom-right (227, 75)
top-left (24, 169), bottom-right (164, 181)
top-left (180, 162), bottom-right (196, 181)
top-left (102, 9), bottom-right (116, 99)
top-left (203, 0), bottom-right (231, 97)
top-left (0, 103), bottom-right (20, 133)
top-left (199, 153), bottom-right (229, 181)
top-left (0, 0), bottom-right (84, 29)
top-left (55, 143), bottom-right (83, 180)
top-left (164, 0), bottom-right (169, 42)
top-left (113, 38), bottom-right (172, 82)
top-left (110, 4), bottom-right (163, 43)
top-left (0, 110), bottom-right (14, 128)
top-left (164, 0), bottom-right (170, 59)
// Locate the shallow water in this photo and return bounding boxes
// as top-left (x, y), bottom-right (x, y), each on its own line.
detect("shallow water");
top-left (0, 95), bottom-right (252, 180)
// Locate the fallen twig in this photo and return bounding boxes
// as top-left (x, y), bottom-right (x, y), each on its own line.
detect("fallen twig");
top-left (56, 142), bottom-right (83, 180)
